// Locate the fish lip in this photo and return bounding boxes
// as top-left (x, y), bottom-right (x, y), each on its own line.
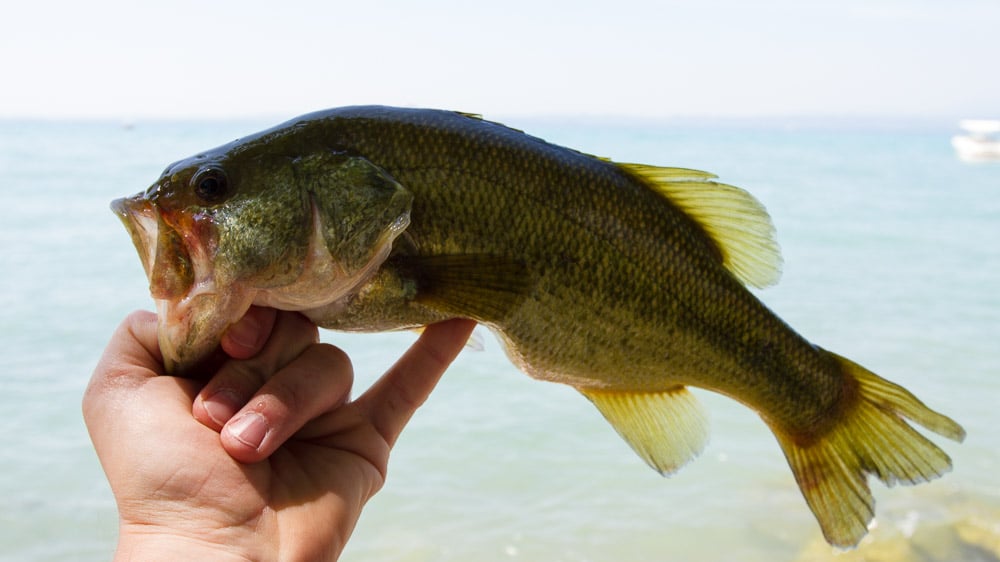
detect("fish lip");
top-left (111, 194), bottom-right (157, 279)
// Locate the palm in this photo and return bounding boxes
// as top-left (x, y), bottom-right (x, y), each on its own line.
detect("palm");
top-left (87, 311), bottom-right (475, 561)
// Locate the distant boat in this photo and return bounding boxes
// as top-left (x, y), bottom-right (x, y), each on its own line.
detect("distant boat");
top-left (952, 119), bottom-right (1000, 161)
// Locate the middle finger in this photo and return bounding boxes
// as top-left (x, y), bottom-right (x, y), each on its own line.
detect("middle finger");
top-left (194, 310), bottom-right (318, 429)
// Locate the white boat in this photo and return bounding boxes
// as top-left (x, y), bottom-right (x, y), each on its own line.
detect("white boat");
top-left (952, 119), bottom-right (1000, 161)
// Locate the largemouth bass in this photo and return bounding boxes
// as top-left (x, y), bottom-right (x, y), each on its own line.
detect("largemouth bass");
top-left (111, 106), bottom-right (964, 547)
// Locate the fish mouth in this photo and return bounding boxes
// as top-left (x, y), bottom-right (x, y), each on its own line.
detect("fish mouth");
top-left (112, 195), bottom-right (159, 284)
top-left (112, 195), bottom-right (201, 301)
top-left (111, 194), bottom-right (252, 376)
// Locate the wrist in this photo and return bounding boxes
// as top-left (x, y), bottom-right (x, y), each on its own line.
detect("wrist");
top-left (115, 525), bottom-right (256, 562)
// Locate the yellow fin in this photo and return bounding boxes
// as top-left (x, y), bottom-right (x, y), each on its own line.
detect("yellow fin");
top-left (619, 163), bottom-right (782, 288)
top-left (580, 387), bottom-right (709, 475)
top-left (773, 349), bottom-right (965, 548)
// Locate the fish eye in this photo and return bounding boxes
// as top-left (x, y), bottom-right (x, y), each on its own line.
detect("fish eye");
top-left (191, 167), bottom-right (229, 203)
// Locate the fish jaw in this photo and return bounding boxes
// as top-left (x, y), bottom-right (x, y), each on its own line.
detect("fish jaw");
top-left (111, 194), bottom-right (255, 375)
top-left (154, 281), bottom-right (254, 376)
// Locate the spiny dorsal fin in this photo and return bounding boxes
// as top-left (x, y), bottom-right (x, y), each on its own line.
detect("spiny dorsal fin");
top-left (619, 163), bottom-right (782, 289)
top-left (579, 386), bottom-right (709, 475)
top-left (454, 111), bottom-right (526, 134)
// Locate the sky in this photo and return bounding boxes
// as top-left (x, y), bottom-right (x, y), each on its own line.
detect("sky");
top-left (2, 0), bottom-right (998, 120)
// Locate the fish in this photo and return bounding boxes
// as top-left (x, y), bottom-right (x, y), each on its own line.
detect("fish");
top-left (111, 105), bottom-right (965, 548)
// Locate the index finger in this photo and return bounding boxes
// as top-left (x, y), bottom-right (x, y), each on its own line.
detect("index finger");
top-left (356, 318), bottom-right (477, 446)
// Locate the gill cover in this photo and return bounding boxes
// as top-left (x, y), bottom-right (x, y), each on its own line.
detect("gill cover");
top-left (298, 152), bottom-right (415, 273)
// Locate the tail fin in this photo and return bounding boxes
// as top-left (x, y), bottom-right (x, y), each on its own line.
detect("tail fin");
top-left (772, 349), bottom-right (965, 548)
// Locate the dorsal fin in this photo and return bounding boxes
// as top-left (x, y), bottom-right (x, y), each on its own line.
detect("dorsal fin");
top-left (454, 111), bottom-right (526, 134)
top-left (619, 163), bottom-right (782, 288)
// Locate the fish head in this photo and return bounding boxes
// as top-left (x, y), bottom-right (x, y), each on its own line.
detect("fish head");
top-left (112, 138), bottom-right (413, 375)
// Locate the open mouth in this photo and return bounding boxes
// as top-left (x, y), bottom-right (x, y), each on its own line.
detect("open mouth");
top-left (111, 195), bottom-right (157, 280)
top-left (112, 193), bottom-right (251, 375)
top-left (111, 195), bottom-right (194, 299)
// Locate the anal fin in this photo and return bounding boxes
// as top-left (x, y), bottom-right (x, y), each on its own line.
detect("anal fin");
top-left (580, 387), bottom-right (709, 475)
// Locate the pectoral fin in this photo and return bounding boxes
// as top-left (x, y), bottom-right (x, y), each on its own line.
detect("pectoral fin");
top-left (411, 325), bottom-right (486, 351)
top-left (580, 386), bottom-right (709, 475)
top-left (402, 254), bottom-right (532, 324)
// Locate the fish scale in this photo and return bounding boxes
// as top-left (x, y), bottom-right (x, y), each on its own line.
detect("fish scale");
top-left (112, 105), bottom-right (964, 549)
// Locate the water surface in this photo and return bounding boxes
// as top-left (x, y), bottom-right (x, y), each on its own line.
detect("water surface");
top-left (1, 116), bottom-right (996, 561)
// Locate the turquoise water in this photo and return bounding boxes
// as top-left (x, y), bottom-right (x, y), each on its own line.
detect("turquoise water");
top-left (1, 116), bottom-right (997, 561)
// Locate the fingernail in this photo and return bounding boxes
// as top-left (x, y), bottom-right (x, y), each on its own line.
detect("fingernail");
top-left (202, 389), bottom-right (242, 426)
top-left (228, 412), bottom-right (268, 450)
top-left (226, 313), bottom-right (263, 351)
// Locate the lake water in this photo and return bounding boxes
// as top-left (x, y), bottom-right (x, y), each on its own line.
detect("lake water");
top-left (1, 115), bottom-right (997, 561)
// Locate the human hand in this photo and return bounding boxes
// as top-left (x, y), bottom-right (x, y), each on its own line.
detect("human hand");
top-left (84, 308), bottom-right (476, 561)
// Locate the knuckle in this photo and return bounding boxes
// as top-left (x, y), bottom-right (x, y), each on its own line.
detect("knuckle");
top-left (227, 360), bottom-right (273, 389)
top-left (261, 343), bottom-right (354, 419)
top-left (265, 372), bottom-right (309, 418)
top-left (313, 343), bottom-right (353, 377)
